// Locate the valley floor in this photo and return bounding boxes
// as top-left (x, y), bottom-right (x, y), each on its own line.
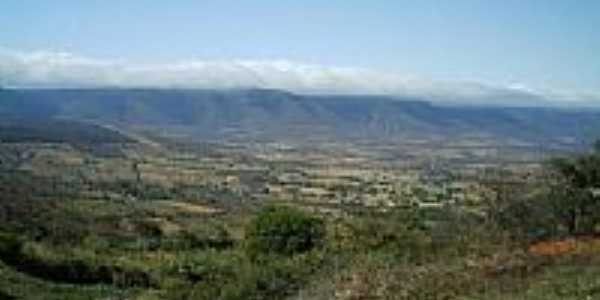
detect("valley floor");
top-left (0, 134), bottom-right (598, 299)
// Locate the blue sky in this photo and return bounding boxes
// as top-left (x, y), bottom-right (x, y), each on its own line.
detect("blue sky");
top-left (1, 0), bottom-right (599, 101)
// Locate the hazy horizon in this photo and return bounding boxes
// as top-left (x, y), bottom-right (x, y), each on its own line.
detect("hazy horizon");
top-left (1, 1), bottom-right (599, 104)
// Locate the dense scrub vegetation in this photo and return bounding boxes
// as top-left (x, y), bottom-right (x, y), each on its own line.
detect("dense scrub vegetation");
top-left (245, 205), bottom-right (325, 258)
top-left (493, 144), bottom-right (600, 240)
top-left (0, 233), bottom-right (154, 287)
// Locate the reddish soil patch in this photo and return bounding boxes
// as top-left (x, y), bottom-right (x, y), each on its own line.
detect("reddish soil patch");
top-left (529, 238), bottom-right (578, 256)
top-left (529, 236), bottom-right (600, 256)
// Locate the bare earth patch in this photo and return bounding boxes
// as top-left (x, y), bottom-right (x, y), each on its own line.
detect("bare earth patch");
top-left (155, 200), bottom-right (222, 214)
top-left (529, 236), bottom-right (600, 256)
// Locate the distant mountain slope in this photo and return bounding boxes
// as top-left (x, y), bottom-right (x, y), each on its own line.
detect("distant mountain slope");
top-left (0, 117), bottom-right (133, 144)
top-left (1, 88), bottom-right (599, 143)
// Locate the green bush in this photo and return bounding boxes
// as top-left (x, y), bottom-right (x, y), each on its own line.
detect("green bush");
top-left (0, 290), bottom-right (15, 300)
top-left (169, 249), bottom-right (326, 300)
top-left (160, 224), bottom-right (234, 251)
top-left (0, 239), bottom-right (155, 288)
top-left (245, 206), bottom-right (325, 258)
top-left (0, 232), bottom-right (22, 263)
top-left (547, 153), bottom-right (600, 235)
top-left (488, 144), bottom-right (600, 240)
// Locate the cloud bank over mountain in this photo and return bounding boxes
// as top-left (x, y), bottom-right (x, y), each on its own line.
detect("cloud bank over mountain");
top-left (0, 48), bottom-right (597, 106)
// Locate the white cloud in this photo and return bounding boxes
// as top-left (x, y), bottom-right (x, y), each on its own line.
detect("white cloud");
top-left (0, 48), bottom-right (597, 105)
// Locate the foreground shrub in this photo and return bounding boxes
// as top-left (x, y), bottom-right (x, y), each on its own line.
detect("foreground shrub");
top-left (166, 222), bottom-right (234, 251)
top-left (169, 249), bottom-right (326, 300)
top-left (245, 205), bottom-right (325, 258)
top-left (489, 146), bottom-right (600, 241)
top-left (0, 238), bottom-right (155, 288)
top-left (0, 290), bottom-right (15, 300)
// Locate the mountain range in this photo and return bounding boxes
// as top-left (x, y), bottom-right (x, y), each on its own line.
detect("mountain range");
top-left (1, 88), bottom-right (599, 145)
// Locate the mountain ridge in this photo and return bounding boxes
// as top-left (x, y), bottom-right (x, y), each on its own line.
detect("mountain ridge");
top-left (1, 88), bottom-right (599, 144)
